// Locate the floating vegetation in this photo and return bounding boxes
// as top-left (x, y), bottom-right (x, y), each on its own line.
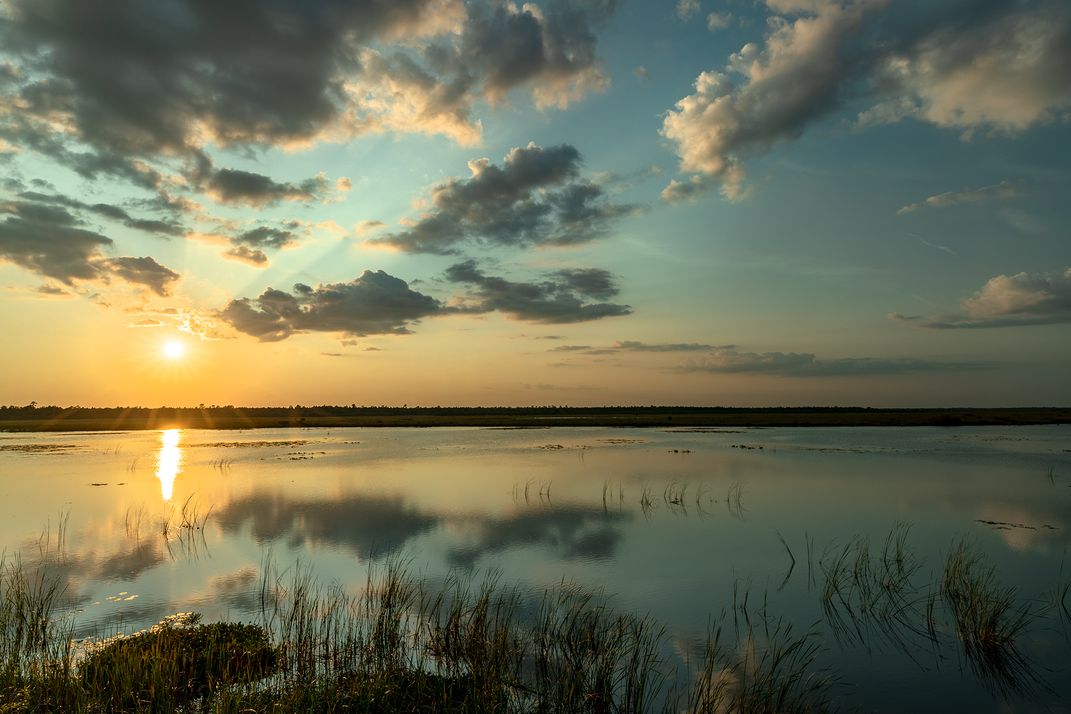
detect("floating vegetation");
top-left (187, 440), bottom-right (311, 449)
top-left (975, 519), bottom-right (1057, 532)
top-left (0, 444), bottom-right (81, 453)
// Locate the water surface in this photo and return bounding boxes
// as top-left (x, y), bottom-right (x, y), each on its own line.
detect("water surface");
top-left (2, 425), bottom-right (1069, 711)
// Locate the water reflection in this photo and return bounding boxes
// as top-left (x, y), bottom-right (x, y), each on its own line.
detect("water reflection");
top-left (155, 429), bottom-right (182, 501)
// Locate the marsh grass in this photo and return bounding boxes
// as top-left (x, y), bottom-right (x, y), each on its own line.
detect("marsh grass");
top-left (687, 618), bottom-right (834, 714)
top-left (941, 539), bottom-right (1041, 696)
top-left (0, 521), bottom-right (1066, 712)
top-left (816, 524), bottom-right (934, 658)
top-left (0, 552), bottom-right (854, 713)
top-left (0, 555), bottom-right (76, 710)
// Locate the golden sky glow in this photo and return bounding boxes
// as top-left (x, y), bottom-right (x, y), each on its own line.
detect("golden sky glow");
top-left (0, 1), bottom-right (1069, 407)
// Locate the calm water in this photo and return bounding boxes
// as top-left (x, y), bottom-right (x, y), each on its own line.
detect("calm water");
top-left (2, 425), bottom-right (1070, 711)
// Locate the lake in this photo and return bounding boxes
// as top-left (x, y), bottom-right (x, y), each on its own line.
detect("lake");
top-left (1, 425), bottom-right (1069, 711)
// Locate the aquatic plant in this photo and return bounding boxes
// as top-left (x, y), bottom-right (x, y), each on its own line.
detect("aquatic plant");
top-left (687, 619), bottom-right (834, 714)
top-left (941, 539), bottom-right (1039, 696)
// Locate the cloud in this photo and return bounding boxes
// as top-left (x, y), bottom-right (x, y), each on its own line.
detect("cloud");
top-left (0, 0), bottom-right (620, 199)
top-left (445, 259), bottom-right (631, 324)
top-left (213, 223), bottom-right (304, 267)
top-left (355, 220), bottom-right (386, 236)
top-left (448, 1), bottom-right (617, 110)
top-left (105, 256), bottom-right (180, 296)
top-left (551, 340), bottom-right (723, 355)
top-left (676, 0), bottom-right (701, 21)
top-left (223, 246), bottom-right (268, 267)
top-left (615, 340), bottom-right (719, 352)
top-left (707, 12), bottom-right (732, 31)
top-left (897, 181), bottom-right (1019, 214)
top-left (660, 175), bottom-right (717, 204)
top-left (892, 267), bottom-right (1071, 328)
top-left (0, 200), bottom-right (115, 283)
top-left (0, 0), bottom-right (464, 155)
top-left (232, 226), bottom-right (300, 251)
top-left (218, 270), bottom-right (443, 341)
top-left (370, 142), bottom-right (639, 254)
top-left (678, 346), bottom-right (984, 376)
top-left (0, 197), bottom-right (183, 294)
top-left (661, 0), bottom-right (1071, 199)
top-left (16, 191), bottom-right (184, 237)
top-left (204, 169), bottom-right (328, 207)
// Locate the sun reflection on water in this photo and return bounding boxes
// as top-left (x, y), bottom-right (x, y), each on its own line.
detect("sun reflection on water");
top-left (155, 429), bottom-right (182, 501)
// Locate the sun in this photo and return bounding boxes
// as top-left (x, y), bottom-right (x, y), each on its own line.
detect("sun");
top-left (162, 339), bottom-right (186, 360)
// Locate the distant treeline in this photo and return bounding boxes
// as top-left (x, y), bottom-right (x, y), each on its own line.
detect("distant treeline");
top-left (2, 404), bottom-right (1069, 431)
top-left (0, 404), bottom-right (981, 418)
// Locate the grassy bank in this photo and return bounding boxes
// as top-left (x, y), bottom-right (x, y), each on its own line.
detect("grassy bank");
top-left (2, 406), bottom-right (1070, 432)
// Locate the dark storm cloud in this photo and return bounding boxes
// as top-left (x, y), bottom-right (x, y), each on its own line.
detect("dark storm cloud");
top-left (445, 260), bottom-right (631, 324)
top-left (371, 143), bottom-right (638, 254)
top-left (205, 169), bottom-right (328, 206)
top-left (662, 0), bottom-right (1071, 199)
top-left (677, 347), bottom-right (985, 377)
top-left (891, 267), bottom-right (1071, 328)
top-left (218, 270), bottom-right (443, 341)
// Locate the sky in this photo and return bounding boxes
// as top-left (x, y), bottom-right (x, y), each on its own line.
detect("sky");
top-left (0, 0), bottom-right (1069, 408)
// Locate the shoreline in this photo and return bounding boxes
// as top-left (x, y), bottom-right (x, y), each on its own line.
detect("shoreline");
top-left (2, 407), bottom-right (1069, 432)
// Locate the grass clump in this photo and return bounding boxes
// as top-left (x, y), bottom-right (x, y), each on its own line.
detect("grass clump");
top-left (78, 613), bottom-right (277, 710)
top-left (688, 619), bottom-right (833, 714)
top-left (941, 539), bottom-right (1038, 694)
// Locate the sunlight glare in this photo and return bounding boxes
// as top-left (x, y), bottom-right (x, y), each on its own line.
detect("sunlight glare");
top-left (155, 428), bottom-right (182, 501)
top-left (162, 340), bottom-right (186, 360)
